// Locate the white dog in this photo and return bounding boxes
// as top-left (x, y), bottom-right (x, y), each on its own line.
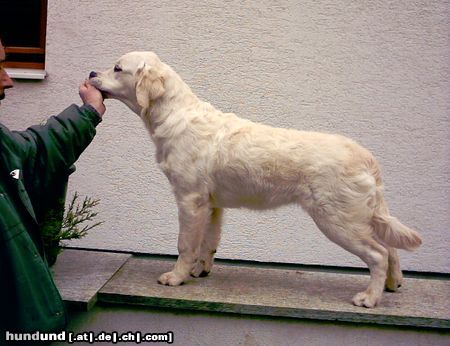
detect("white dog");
top-left (89, 52), bottom-right (422, 308)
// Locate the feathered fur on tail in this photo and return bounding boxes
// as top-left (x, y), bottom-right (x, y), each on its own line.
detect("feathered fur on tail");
top-left (371, 190), bottom-right (422, 251)
top-left (364, 155), bottom-right (422, 251)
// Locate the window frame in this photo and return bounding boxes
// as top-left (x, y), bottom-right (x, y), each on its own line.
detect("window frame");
top-left (3, 0), bottom-right (48, 70)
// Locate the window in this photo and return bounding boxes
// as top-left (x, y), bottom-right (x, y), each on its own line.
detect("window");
top-left (0, 0), bottom-right (48, 69)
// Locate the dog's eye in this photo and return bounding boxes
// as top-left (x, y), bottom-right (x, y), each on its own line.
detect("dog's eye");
top-left (114, 65), bottom-right (122, 72)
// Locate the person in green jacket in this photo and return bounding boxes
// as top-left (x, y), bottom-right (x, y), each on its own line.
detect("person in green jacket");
top-left (0, 39), bottom-right (106, 337)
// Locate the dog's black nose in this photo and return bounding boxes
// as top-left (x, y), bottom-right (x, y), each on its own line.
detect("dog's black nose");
top-left (89, 71), bottom-right (97, 79)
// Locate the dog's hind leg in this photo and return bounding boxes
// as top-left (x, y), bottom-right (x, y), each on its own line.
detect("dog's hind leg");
top-left (158, 193), bottom-right (211, 286)
top-left (191, 208), bottom-right (223, 278)
top-left (385, 247), bottom-right (403, 292)
top-left (350, 236), bottom-right (389, 308)
top-left (312, 216), bottom-right (388, 308)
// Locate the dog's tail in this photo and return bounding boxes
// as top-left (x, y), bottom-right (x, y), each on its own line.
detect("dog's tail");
top-left (369, 172), bottom-right (422, 251)
top-left (372, 207), bottom-right (422, 251)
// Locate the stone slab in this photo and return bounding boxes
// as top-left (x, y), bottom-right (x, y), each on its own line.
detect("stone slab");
top-left (99, 256), bottom-right (450, 329)
top-left (52, 249), bottom-right (131, 310)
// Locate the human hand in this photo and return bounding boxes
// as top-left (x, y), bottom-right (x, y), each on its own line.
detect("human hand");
top-left (79, 80), bottom-right (106, 117)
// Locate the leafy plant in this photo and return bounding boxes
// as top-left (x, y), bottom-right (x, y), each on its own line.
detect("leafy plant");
top-left (43, 192), bottom-right (103, 266)
top-left (60, 192), bottom-right (103, 241)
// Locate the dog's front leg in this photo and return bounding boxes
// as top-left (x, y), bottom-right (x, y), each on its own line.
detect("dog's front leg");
top-left (191, 208), bottom-right (223, 278)
top-left (158, 193), bottom-right (211, 286)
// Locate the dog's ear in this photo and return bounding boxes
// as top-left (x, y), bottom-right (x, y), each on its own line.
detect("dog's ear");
top-left (136, 62), bottom-right (165, 108)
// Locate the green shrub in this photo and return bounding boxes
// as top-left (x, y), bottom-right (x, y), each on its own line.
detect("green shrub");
top-left (43, 192), bottom-right (103, 266)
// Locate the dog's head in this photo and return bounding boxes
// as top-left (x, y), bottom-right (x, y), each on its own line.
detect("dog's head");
top-left (89, 51), bottom-right (165, 114)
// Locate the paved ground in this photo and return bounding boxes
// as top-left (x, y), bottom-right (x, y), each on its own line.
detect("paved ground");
top-left (53, 249), bottom-right (450, 328)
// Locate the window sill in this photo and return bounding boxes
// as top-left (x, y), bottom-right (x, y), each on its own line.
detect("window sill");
top-left (52, 249), bottom-right (449, 329)
top-left (5, 68), bottom-right (47, 80)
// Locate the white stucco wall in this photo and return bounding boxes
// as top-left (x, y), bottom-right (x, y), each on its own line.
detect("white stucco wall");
top-left (2, 1), bottom-right (448, 272)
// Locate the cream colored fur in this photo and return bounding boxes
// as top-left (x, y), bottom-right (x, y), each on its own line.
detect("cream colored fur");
top-left (90, 52), bottom-right (422, 308)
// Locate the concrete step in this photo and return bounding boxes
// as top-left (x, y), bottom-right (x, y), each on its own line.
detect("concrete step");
top-left (53, 249), bottom-right (449, 329)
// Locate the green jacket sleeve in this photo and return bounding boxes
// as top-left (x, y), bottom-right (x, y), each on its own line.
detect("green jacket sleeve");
top-left (26, 104), bottom-right (101, 172)
top-left (1, 104), bottom-right (101, 226)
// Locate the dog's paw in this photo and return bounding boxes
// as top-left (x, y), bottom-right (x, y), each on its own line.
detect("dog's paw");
top-left (190, 258), bottom-right (212, 278)
top-left (352, 291), bottom-right (381, 308)
top-left (157, 271), bottom-right (185, 286)
top-left (191, 259), bottom-right (211, 278)
top-left (385, 271), bottom-right (403, 292)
